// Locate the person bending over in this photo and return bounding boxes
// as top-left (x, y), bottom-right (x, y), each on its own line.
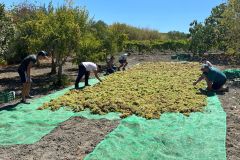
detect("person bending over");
top-left (18, 51), bottom-right (48, 103)
top-left (118, 53), bottom-right (128, 71)
top-left (193, 64), bottom-right (228, 92)
top-left (75, 62), bottom-right (102, 89)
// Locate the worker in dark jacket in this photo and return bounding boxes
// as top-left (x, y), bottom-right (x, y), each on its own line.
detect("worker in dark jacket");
top-left (18, 51), bottom-right (48, 103)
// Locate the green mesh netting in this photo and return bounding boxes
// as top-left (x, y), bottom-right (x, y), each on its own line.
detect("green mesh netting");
top-left (223, 69), bottom-right (240, 79)
top-left (85, 95), bottom-right (226, 160)
top-left (0, 79), bottom-right (120, 145)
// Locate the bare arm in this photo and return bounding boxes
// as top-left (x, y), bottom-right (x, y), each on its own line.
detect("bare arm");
top-left (193, 74), bottom-right (205, 85)
top-left (94, 71), bottom-right (102, 82)
top-left (27, 62), bottom-right (33, 82)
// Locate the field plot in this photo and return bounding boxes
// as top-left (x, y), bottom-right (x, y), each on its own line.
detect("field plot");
top-left (39, 62), bottom-right (206, 119)
top-left (0, 62), bottom-right (227, 160)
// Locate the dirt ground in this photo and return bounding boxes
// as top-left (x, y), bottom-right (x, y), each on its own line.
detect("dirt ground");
top-left (0, 60), bottom-right (78, 99)
top-left (218, 82), bottom-right (240, 160)
top-left (0, 117), bottom-right (120, 160)
top-left (0, 53), bottom-right (239, 160)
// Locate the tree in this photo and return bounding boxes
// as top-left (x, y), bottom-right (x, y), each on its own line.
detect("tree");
top-left (91, 21), bottom-right (117, 56)
top-left (109, 23), bottom-right (164, 41)
top-left (75, 32), bottom-right (102, 64)
top-left (167, 31), bottom-right (189, 40)
top-left (9, 2), bottom-right (87, 84)
top-left (222, 0), bottom-right (240, 55)
top-left (6, 2), bottom-right (41, 64)
top-left (189, 21), bottom-right (207, 54)
top-left (205, 3), bottom-right (227, 51)
top-left (88, 20), bottom-right (124, 59)
top-left (0, 3), bottom-right (15, 64)
top-left (11, 1), bottom-right (38, 23)
top-left (46, 6), bottom-right (82, 83)
top-left (189, 3), bottom-right (227, 54)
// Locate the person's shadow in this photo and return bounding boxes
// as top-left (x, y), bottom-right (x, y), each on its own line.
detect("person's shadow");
top-left (0, 101), bottom-right (21, 111)
top-left (196, 88), bottom-right (225, 97)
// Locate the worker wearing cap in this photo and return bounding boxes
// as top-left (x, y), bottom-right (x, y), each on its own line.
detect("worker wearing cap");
top-left (75, 62), bottom-right (102, 89)
top-left (18, 51), bottom-right (48, 103)
top-left (118, 53), bottom-right (129, 71)
top-left (200, 57), bottom-right (213, 67)
top-left (193, 64), bottom-right (228, 92)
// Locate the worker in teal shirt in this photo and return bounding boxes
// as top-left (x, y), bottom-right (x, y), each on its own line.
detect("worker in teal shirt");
top-left (193, 64), bottom-right (228, 92)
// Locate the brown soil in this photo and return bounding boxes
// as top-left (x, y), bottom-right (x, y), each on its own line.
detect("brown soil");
top-left (0, 53), bottom-right (239, 160)
top-left (0, 117), bottom-right (120, 160)
top-left (218, 81), bottom-right (240, 160)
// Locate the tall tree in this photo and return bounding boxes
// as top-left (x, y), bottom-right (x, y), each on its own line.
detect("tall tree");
top-left (110, 23), bottom-right (164, 41)
top-left (7, 2), bottom-right (40, 64)
top-left (9, 2), bottom-right (87, 84)
top-left (189, 3), bottom-right (227, 54)
top-left (47, 6), bottom-right (82, 83)
top-left (0, 3), bottom-right (15, 64)
top-left (222, 0), bottom-right (240, 54)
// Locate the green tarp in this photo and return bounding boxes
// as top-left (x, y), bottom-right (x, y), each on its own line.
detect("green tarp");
top-left (0, 79), bottom-right (120, 145)
top-left (85, 95), bottom-right (226, 160)
top-left (223, 69), bottom-right (240, 79)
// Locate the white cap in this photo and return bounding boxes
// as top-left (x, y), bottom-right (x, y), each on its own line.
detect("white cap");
top-left (201, 64), bottom-right (209, 69)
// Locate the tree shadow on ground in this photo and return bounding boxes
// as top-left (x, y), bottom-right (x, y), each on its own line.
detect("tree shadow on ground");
top-left (66, 68), bottom-right (78, 72)
top-left (0, 65), bottom-right (18, 74)
top-left (0, 78), bottom-right (21, 91)
top-left (0, 73), bottom-right (61, 97)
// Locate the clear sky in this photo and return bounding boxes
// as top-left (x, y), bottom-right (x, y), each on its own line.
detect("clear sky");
top-left (2, 0), bottom-right (226, 33)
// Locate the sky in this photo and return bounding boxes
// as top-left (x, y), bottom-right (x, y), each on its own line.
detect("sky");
top-left (2, 0), bottom-right (226, 33)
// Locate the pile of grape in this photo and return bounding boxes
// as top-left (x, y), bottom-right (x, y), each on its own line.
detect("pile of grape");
top-left (38, 62), bottom-right (206, 119)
